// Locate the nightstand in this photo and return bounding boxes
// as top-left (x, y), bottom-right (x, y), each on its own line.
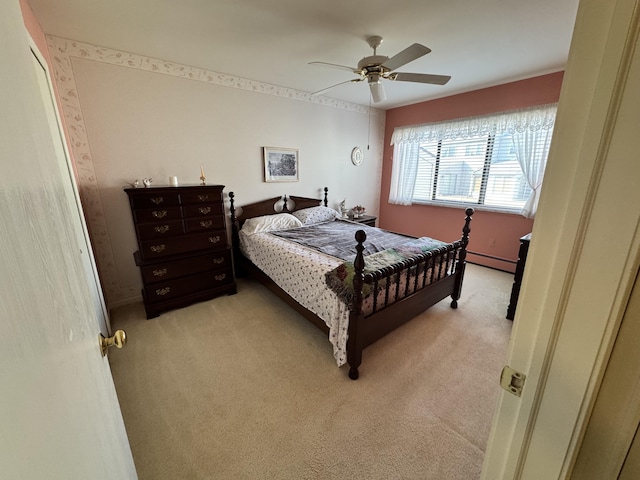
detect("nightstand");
top-left (350, 214), bottom-right (377, 227)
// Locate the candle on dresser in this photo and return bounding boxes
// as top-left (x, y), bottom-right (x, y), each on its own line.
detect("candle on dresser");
top-left (169, 176), bottom-right (178, 187)
top-left (200, 165), bottom-right (205, 178)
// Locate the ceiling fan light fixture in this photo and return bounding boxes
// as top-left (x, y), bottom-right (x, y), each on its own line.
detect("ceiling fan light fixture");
top-left (370, 81), bottom-right (386, 103)
top-left (368, 73), bottom-right (382, 84)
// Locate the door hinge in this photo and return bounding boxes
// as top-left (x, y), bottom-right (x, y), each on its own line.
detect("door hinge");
top-left (500, 365), bottom-right (526, 397)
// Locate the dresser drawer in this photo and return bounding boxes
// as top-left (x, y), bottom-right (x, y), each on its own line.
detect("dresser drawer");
top-left (184, 215), bottom-right (225, 232)
top-left (136, 219), bottom-right (185, 240)
top-left (131, 192), bottom-right (180, 209)
top-left (186, 230), bottom-right (228, 250)
top-left (180, 191), bottom-right (223, 204)
top-left (144, 268), bottom-right (234, 304)
top-left (134, 206), bottom-right (182, 224)
top-left (182, 204), bottom-right (222, 218)
top-left (139, 230), bottom-right (228, 259)
top-left (139, 249), bottom-right (232, 284)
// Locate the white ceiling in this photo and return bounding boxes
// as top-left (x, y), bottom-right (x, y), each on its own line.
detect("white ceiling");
top-left (27, 0), bottom-right (580, 110)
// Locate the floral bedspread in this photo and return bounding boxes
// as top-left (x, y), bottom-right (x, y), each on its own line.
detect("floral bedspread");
top-left (239, 229), bottom-right (350, 366)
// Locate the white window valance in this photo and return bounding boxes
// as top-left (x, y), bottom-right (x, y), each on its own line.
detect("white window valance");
top-left (390, 103), bottom-right (558, 145)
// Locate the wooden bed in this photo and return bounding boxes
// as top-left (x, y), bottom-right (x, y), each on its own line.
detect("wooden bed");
top-left (229, 188), bottom-right (473, 380)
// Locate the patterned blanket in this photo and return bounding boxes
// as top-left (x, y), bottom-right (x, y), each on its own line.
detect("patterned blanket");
top-left (324, 236), bottom-right (447, 304)
top-left (272, 220), bottom-right (447, 304)
top-left (270, 220), bottom-right (414, 262)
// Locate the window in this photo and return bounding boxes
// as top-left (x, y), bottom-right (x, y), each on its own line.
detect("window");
top-left (413, 134), bottom-right (531, 208)
top-left (389, 104), bottom-right (557, 218)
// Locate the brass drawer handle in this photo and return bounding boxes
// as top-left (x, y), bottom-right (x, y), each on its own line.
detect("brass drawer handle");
top-left (212, 257), bottom-right (224, 264)
top-left (198, 206), bottom-right (212, 215)
top-left (155, 287), bottom-right (171, 296)
top-left (200, 220), bottom-right (213, 228)
top-left (154, 225), bottom-right (170, 234)
top-left (208, 236), bottom-right (221, 244)
top-left (152, 210), bottom-right (168, 219)
top-left (198, 194), bottom-right (209, 201)
top-left (150, 196), bottom-right (164, 205)
top-left (152, 268), bottom-right (168, 277)
top-left (214, 274), bottom-right (226, 281)
top-left (150, 244), bottom-right (166, 253)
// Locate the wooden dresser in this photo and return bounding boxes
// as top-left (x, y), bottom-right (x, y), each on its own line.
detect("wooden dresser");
top-left (125, 185), bottom-right (236, 318)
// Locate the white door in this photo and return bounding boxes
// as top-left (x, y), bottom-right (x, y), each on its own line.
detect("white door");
top-left (31, 42), bottom-right (111, 336)
top-left (0, 3), bottom-right (136, 478)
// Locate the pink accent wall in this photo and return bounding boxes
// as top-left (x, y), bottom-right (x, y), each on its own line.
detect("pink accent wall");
top-left (20, 0), bottom-right (50, 64)
top-left (380, 72), bottom-right (564, 272)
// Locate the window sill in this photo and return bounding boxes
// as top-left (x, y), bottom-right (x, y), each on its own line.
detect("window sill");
top-left (410, 200), bottom-right (527, 216)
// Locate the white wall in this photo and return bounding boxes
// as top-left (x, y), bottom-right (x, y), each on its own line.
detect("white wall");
top-left (46, 37), bottom-right (384, 308)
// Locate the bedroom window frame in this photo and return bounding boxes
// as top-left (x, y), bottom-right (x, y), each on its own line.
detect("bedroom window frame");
top-left (413, 133), bottom-right (527, 210)
top-left (389, 103), bottom-right (557, 218)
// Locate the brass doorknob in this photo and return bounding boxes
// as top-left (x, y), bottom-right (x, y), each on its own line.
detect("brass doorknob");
top-left (99, 330), bottom-right (127, 357)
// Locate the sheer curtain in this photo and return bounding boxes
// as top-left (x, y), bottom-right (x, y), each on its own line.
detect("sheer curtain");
top-left (389, 103), bottom-right (557, 216)
top-left (512, 127), bottom-right (554, 218)
top-left (389, 142), bottom-right (420, 205)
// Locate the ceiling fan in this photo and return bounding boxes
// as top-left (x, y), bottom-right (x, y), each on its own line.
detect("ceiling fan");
top-left (310, 36), bottom-right (451, 103)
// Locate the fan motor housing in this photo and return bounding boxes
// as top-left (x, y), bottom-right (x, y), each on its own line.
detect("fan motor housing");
top-left (357, 55), bottom-right (390, 74)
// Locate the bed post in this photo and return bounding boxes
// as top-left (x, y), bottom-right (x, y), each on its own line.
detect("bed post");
top-left (451, 207), bottom-right (474, 308)
top-left (229, 191), bottom-right (237, 243)
top-left (229, 192), bottom-right (244, 277)
top-left (323, 187), bottom-right (328, 207)
top-left (347, 229), bottom-right (367, 380)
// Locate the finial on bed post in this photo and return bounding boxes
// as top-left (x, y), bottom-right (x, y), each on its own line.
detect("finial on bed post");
top-left (347, 229), bottom-right (367, 380)
top-left (323, 187), bottom-right (328, 207)
top-left (451, 208), bottom-right (474, 308)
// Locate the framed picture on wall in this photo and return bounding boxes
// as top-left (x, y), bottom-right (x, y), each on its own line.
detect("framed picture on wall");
top-left (263, 147), bottom-right (299, 182)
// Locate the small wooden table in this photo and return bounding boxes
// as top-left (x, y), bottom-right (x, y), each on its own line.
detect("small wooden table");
top-left (350, 214), bottom-right (377, 227)
top-left (507, 233), bottom-right (531, 320)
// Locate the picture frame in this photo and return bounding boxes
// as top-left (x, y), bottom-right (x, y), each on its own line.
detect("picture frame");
top-left (263, 147), bottom-right (299, 183)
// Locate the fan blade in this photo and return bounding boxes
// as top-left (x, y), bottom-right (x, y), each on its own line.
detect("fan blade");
top-left (311, 78), bottom-right (362, 96)
top-left (308, 61), bottom-right (358, 73)
top-left (390, 72), bottom-right (451, 85)
top-left (381, 43), bottom-right (431, 72)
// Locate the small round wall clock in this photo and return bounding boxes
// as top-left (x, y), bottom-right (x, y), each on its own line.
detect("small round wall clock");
top-left (351, 147), bottom-right (364, 166)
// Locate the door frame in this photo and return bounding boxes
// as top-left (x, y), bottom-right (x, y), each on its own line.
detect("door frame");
top-left (482, 0), bottom-right (640, 477)
top-left (571, 270), bottom-right (640, 477)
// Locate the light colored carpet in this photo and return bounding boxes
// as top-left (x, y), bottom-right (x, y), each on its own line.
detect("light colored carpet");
top-left (109, 263), bottom-right (513, 479)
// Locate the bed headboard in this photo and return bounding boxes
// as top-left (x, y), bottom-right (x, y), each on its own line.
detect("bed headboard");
top-left (229, 187), bottom-right (329, 228)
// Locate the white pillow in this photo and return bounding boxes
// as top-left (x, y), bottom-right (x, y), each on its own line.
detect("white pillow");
top-left (291, 206), bottom-right (340, 226)
top-left (241, 213), bottom-right (303, 235)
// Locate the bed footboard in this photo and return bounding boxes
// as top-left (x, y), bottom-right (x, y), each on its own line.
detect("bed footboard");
top-left (347, 208), bottom-right (474, 380)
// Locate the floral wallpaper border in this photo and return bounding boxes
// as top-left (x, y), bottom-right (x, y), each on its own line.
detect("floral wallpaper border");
top-left (45, 35), bottom-right (383, 308)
